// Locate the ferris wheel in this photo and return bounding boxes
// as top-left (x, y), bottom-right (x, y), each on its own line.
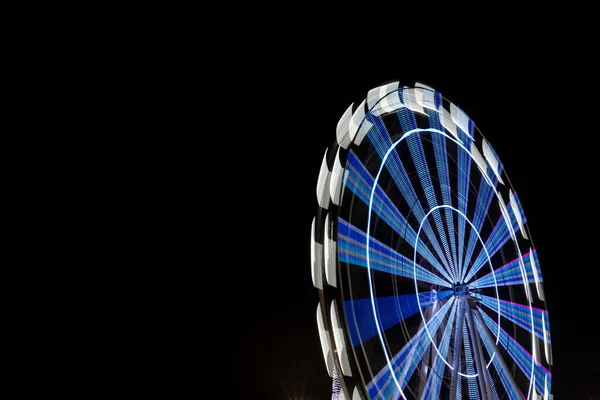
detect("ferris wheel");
top-left (311, 82), bottom-right (552, 400)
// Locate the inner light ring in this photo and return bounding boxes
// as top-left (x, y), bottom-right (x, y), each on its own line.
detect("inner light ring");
top-left (413, 204), bottom-right (500, 377)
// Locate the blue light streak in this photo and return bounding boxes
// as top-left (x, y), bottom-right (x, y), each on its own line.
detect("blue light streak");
top-left (479, 310), bottom-right (552, 396)
top-left (365, 112), bottom-right (453, 276)
top-left (345, 150), bottom-right (452, 282)
top-left (337, 218), bottom-right (450, 287)
top-left (421, 300), bottom-right (458, 398)
top-left (475, 314), bottom-right (524, 400)
top-left (456, 123), bottom-right (473, 283)
top-left (474, 294), bottom-right (550, 343)
top-left (470, 250), bottom-right (541, 288)
top-left (343, 291), bottom-right (448, 347)
top-left (427, 107), bottom-right (460, 279)
top-left (460, 163), bottom-right (499, 282)
top-left (463, 316), bottom-right (480, 399)
top-left (464, 196), bottom-right (526, 283)
top-left (399, 105), bottom-right (457, 280)
top-left (366, 297), bottom-right (455, 400)
top-left (413, 204), bottom-right (501, 373)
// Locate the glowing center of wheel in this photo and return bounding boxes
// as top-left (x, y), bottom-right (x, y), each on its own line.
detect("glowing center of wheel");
top-left (413, 204), bottom-right (500, 378)
top-left (453, 282), bottom-right (470, 297)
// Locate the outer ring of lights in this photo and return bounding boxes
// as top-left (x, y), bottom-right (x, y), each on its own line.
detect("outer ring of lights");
top-left (316, 84), bottom-right (551, 399)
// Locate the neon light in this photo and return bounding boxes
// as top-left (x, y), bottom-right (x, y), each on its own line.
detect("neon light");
top-left (316, 149), bottom-right (330, 209)
top-left (366, 297), bottom-right (455, 399)
top-left (402, 109), bottom-right (457, 279)
top-left (310, 217), bottom-right (323, 290)
top-left (349, 99), bottom-right (366, 143)
top-left (479, 310), bottom-right (552, 396)
top-left (487, 351), bottom-right (496, 369)
top-left (462, 181), bottom-right (538, 400)
top-left (318, 86), bottom-right (545, 399)
top-left (337, 218), bottom-right (450, 287)
top-left (367, 82), bottom-right (399, 110)
top-left (464, 197), bottom-right (526, 283)
top-left (316, 303), bottom-right (333, 377)
top-left (475, 313), bottom-right (524, 400)
top-left (360, 110), bottom-right (537, 397)
top-left (366, 112), bottom-right (453, 275)
top-left (421, 300), bottom-right (458, 398)
top-left (345, 150), bottom-right (452, 282)
top-left (541, 305), bottom-right (551, 365)
top-left (343, 292), bottom-right (438, 346)
top-left (475, 294), bottom-right (550, 342)
top-left (457, 355), bottom-right (462, 399)
top-left (427, 107), bottom-right (460, 278)
top-left (464, 318), bottom-right (480, 399)
top-left (483, 138), bottom-right (505, 185)
top-left (470, 250), bottom-right (541, 288)
top-left (369, 85), bottom-right (401, 117)
top-left (485, 364), bottom-right (500, 400)
top-left (413, 204), bottom-right (501, 375)
top-left (461, 162), bottom-right (499, 282)
top-left (335, 103), bottom-right (353, 150)
top-left (329, 148), bottom-right (344, 206)
top-left (450, 102), bottom-right (474, 139)
top-left (324, 213), bottom-right (336, 287)
top-left (456, 120), bottom-right (473, 283)
top-left (510, 190), bottom-right (527, 239)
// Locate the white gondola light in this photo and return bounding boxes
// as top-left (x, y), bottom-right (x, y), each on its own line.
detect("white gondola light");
top-left (437, 105), bottom-right (459, 141)
top-left (316, 303), bottom-right (334, 377)
top-left (310, 217), bottom-right (323, 290)
top-left (450, 103), bottom-right (473, 139)
top-left (402, 86), bottom-right (427, 116)
top-left (316, 149), bottom-right (330, 209)
top-left (330, 299), bottom-right (352, 376)
top-left (483, 139), bottom-right (505, 185)
top-left (329, 148), bottom-right (344, 206)
top-left (324, 213), bottom-right (337, 287)
top-left (336, 103), bottom-right (353, 150)
top-left (415, 82), bottom-right (436, 111)
top-left (349, 99), bottom-right (373, 146)
top-left (529, 249), bottom-right (545, 301)
top-left (509, 190), bottom-right (527, 239)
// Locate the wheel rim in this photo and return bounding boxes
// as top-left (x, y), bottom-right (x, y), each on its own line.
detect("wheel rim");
top-left (312, 82), bottom-right (552, 399)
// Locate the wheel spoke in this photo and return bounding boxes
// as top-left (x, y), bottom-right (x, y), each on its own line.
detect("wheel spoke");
top-left (469, 249), bottom-right (542, 290)
top-left (402, 109), bottom-right (457, 280)
top-left (420, 298), bottom-right (458, 398)
top-left (366, 297), bottom-right (455, 400)
top-left (345, 150), bottom-right (453, 282)
top-left (455, 122), bottom-right (474, 284)
top-left (343, 291), bottom-right (451, 346)
top-left (338, 218), bottom-right (451, 287)
top-left (464, 193), bottom-right (528, 283)
top-left (474, 309), bottom-right (524, 400)
top-left (460, 158), bottom-right (501, 282)
top-left (478, 308), bottom-right (552, 397)
top-left (473, 293), bottom-right (551, 343)
top-left (365, 111), bottom-right (454, 276)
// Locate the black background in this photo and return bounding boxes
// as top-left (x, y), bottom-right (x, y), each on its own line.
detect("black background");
top-left (219, 39), bottom-right (599, 399)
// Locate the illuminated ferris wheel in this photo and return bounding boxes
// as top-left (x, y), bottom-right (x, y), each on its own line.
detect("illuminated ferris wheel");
top-left (311, 82), bottom-right (553, 399)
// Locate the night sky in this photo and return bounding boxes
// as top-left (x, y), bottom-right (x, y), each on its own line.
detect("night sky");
top-left (222, 44), bottom-right (599, 398)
